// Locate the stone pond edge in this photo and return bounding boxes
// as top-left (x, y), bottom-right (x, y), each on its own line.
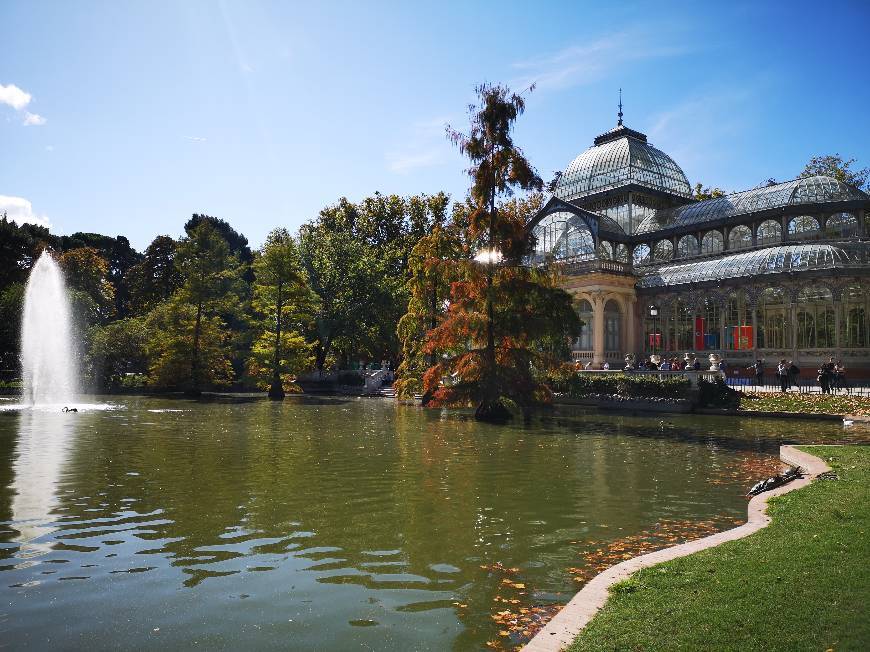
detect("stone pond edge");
top-left (522, 445), bottom-right (831, 652)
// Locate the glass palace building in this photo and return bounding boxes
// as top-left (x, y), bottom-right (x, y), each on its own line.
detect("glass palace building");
top-left (527, 114), bottom-right (870, 373)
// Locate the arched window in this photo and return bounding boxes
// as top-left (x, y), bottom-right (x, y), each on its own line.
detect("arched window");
top-left (613, 244), bottom-right (630, 263)
top-left (575, 299), bottom-right (593, 350)
top-left (724, 291), bottom-right (751, 350)
top-left (825, 212), bottom-right (858, 237)
top-left (565, 222), bottom-right (596, 260)
top-left (699, 297), bottom-right (720, 350)
top-left (604, 300), bottom-right (621, 352)
top-left (633, 244), bottom-right (651, 266)
top-left (758, 288), bottom-right (790, 349)
top-left (531, 213), bottom-right (596, 261)
top-left (796, 286), bottom-right (834, 348)
top-left (653, 240), bottom-right (673, 261)
top-left (840, 285), bottom-right (867, 348)
top-left (728, 224), bottom-right (753, 250)
top-left (757, 220), bottom-right (782, 246)
top-left (597, 241), bottom-right (614, 260)
top-left (667, 299), bottom-right (693, 352)
top-left (676, 235), bottom-right (699, 258)
top-left (700, 231), bottom-right (723, 255)
top-left (787, 215), bottom-right (821, 240)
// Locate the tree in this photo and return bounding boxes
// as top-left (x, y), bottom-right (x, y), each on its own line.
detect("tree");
top-left (249, 228), bottom-right (315, 398)
top-left (145, 301), bottom-right (234, 390)
top-left (693, 183), bottom-right (725, 201)
top-left (126, 235), bottom-right (182, 314)
top-left (395, 224), bottom-right (464, 399)
top-left (298, 224), bottom-right (389, 373)
top-left (421, 83), bottom-right (580, 421)
top-left (172, 220), bottom-right (244, 394)
top-left (89, 317), bottom-right (150, 389)
top-left (59, 247), bottom-right (116, 324)
top-left (799, 154), bottom-right (869, 190)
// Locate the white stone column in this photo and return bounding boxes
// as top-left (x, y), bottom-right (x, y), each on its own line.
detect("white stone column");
top-left (592, 297), bottom-right (605, 368)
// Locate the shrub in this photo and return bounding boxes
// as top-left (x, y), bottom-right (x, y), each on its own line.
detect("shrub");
top-left (698, 375), bottom-right (740, 408)
top-left (558, 372), bottom-right (690, 401)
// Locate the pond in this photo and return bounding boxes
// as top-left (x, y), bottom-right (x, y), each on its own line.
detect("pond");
top-left (0, 397), bottom-right (860, 650)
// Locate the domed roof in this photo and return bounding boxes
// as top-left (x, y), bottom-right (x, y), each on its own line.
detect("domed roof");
top-left (635, 175), bottom-right (869, 235)
top-left (554, 123), bottom-right (692, 202)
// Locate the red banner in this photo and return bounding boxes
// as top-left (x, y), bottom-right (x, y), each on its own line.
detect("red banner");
top-left (733, 325), bottom-right (752, 350)
top-left (694, 317), bottom-right (705, 351)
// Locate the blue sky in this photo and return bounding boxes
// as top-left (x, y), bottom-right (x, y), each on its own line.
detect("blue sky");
top-left (2, 0), bottom-right (869, 251)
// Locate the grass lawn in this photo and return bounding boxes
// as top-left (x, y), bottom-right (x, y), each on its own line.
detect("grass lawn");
top-left (739, 391), bottom-right (870, 416)
top-left (568, 446), bottom-right (870, 652)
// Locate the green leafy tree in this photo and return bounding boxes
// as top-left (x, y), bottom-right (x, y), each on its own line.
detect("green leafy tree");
top-left (395, 224), bottom-right (464, 399)
top-left (59, 247), bottom-right (116, 324)
top-left (422, 83), bottom-right (580, 421)
top-left (126, 235), bottom-right (182, 314)
top-left (89, 317), bottom-right (151, 389)
top-left (145, 301), bottom-right (234, 390)
top-left (799, 154), bottom-right (868, 190)
top-left (298, 225), bottom-right (390, 373)
top-left (693, 183), bottom-right (725, 201)
top-left (172, 221), bottom-right (244, 394)
top-left (249, 228), bottom-right (315, 398)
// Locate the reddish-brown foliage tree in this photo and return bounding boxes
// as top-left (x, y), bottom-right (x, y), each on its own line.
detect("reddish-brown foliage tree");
top-left (421, 84), bottom-right (579, 421)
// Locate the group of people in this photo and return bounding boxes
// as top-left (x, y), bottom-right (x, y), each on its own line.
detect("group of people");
top-left (762, 356), bottom-right (848, 393)
top-left (817, 357), bottom-right (848, 394)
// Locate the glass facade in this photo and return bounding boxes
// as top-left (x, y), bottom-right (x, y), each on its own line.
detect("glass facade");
top-left (796, 286), bottom-right (835, 348)
top-left (701, 230), bottom-right (723, 254)
top-left (728, 224), bottom-right (753, 250)
top-left (841, 285), bottom-right (867, 348)
top-left (757, 219), bottom-right (782, 246)
top-left (531, 212), bottom-right (596, 263)
top-left (757, 288), bottom-right (790, 349)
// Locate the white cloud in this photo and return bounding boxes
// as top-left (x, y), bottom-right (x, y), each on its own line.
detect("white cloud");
top-left (0, 83), bottom-right (32, 110)
top-left (646, 87), bottom-right (758, 188)
top-left (0, 83), bottom-right (46, 126)
top-left (185, 135), bottom-right (207, 142)
top-left (387, 148), bottom-right (443, 174)
top-left (386, 116), bottom-right (454, 175)
top-left (511, 30), bottom-right (688, 92)
top-left (0, 195), bottom-right (51, 228)
top-left (23, 111), bottom-right (46, 126)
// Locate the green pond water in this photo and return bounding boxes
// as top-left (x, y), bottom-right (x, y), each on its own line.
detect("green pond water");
top-left (0, 396), bottom-right (859, 650)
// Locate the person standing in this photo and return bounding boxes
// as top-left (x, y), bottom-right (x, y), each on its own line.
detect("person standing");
top-left (788, 360), bottom-right (800, 390)
top-left (777, 360), bottom-right (789, 392)
top-left (749, 359), bottom-right (764, 386)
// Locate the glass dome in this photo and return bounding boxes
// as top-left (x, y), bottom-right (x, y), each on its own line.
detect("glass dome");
top-left (554, 124), bottom-right (692, 201)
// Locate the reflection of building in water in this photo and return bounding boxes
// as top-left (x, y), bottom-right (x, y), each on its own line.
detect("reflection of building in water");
top-left (527, 107), bottom-right (870, 373)
top-left (10, 411), bottom-right (75, 558)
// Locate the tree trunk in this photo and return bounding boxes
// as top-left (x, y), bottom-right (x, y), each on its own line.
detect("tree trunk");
top-left (269, 282), bottom-right (285, 399)
top-left (187, 300), bottom-right (203, 397)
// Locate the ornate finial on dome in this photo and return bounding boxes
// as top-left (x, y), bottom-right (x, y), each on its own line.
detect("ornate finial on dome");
top-left (617, 88), bottom-right (623, 126)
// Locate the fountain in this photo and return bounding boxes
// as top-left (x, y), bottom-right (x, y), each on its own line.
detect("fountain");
top-left (20, 251), bottom-right (78, 406)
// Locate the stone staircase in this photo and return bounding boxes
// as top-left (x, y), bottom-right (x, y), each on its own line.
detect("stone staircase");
top-left (377, 383), bottom-right (396, 398)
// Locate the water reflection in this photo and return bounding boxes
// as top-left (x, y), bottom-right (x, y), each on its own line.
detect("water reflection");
top-left (0, 398), bottom-right (861, 650)
top-left (9, 408), bottom-right (78, 559)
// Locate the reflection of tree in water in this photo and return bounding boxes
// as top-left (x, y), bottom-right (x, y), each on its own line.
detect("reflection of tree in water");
top-left (12, 399), bottom-right (795, 649)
